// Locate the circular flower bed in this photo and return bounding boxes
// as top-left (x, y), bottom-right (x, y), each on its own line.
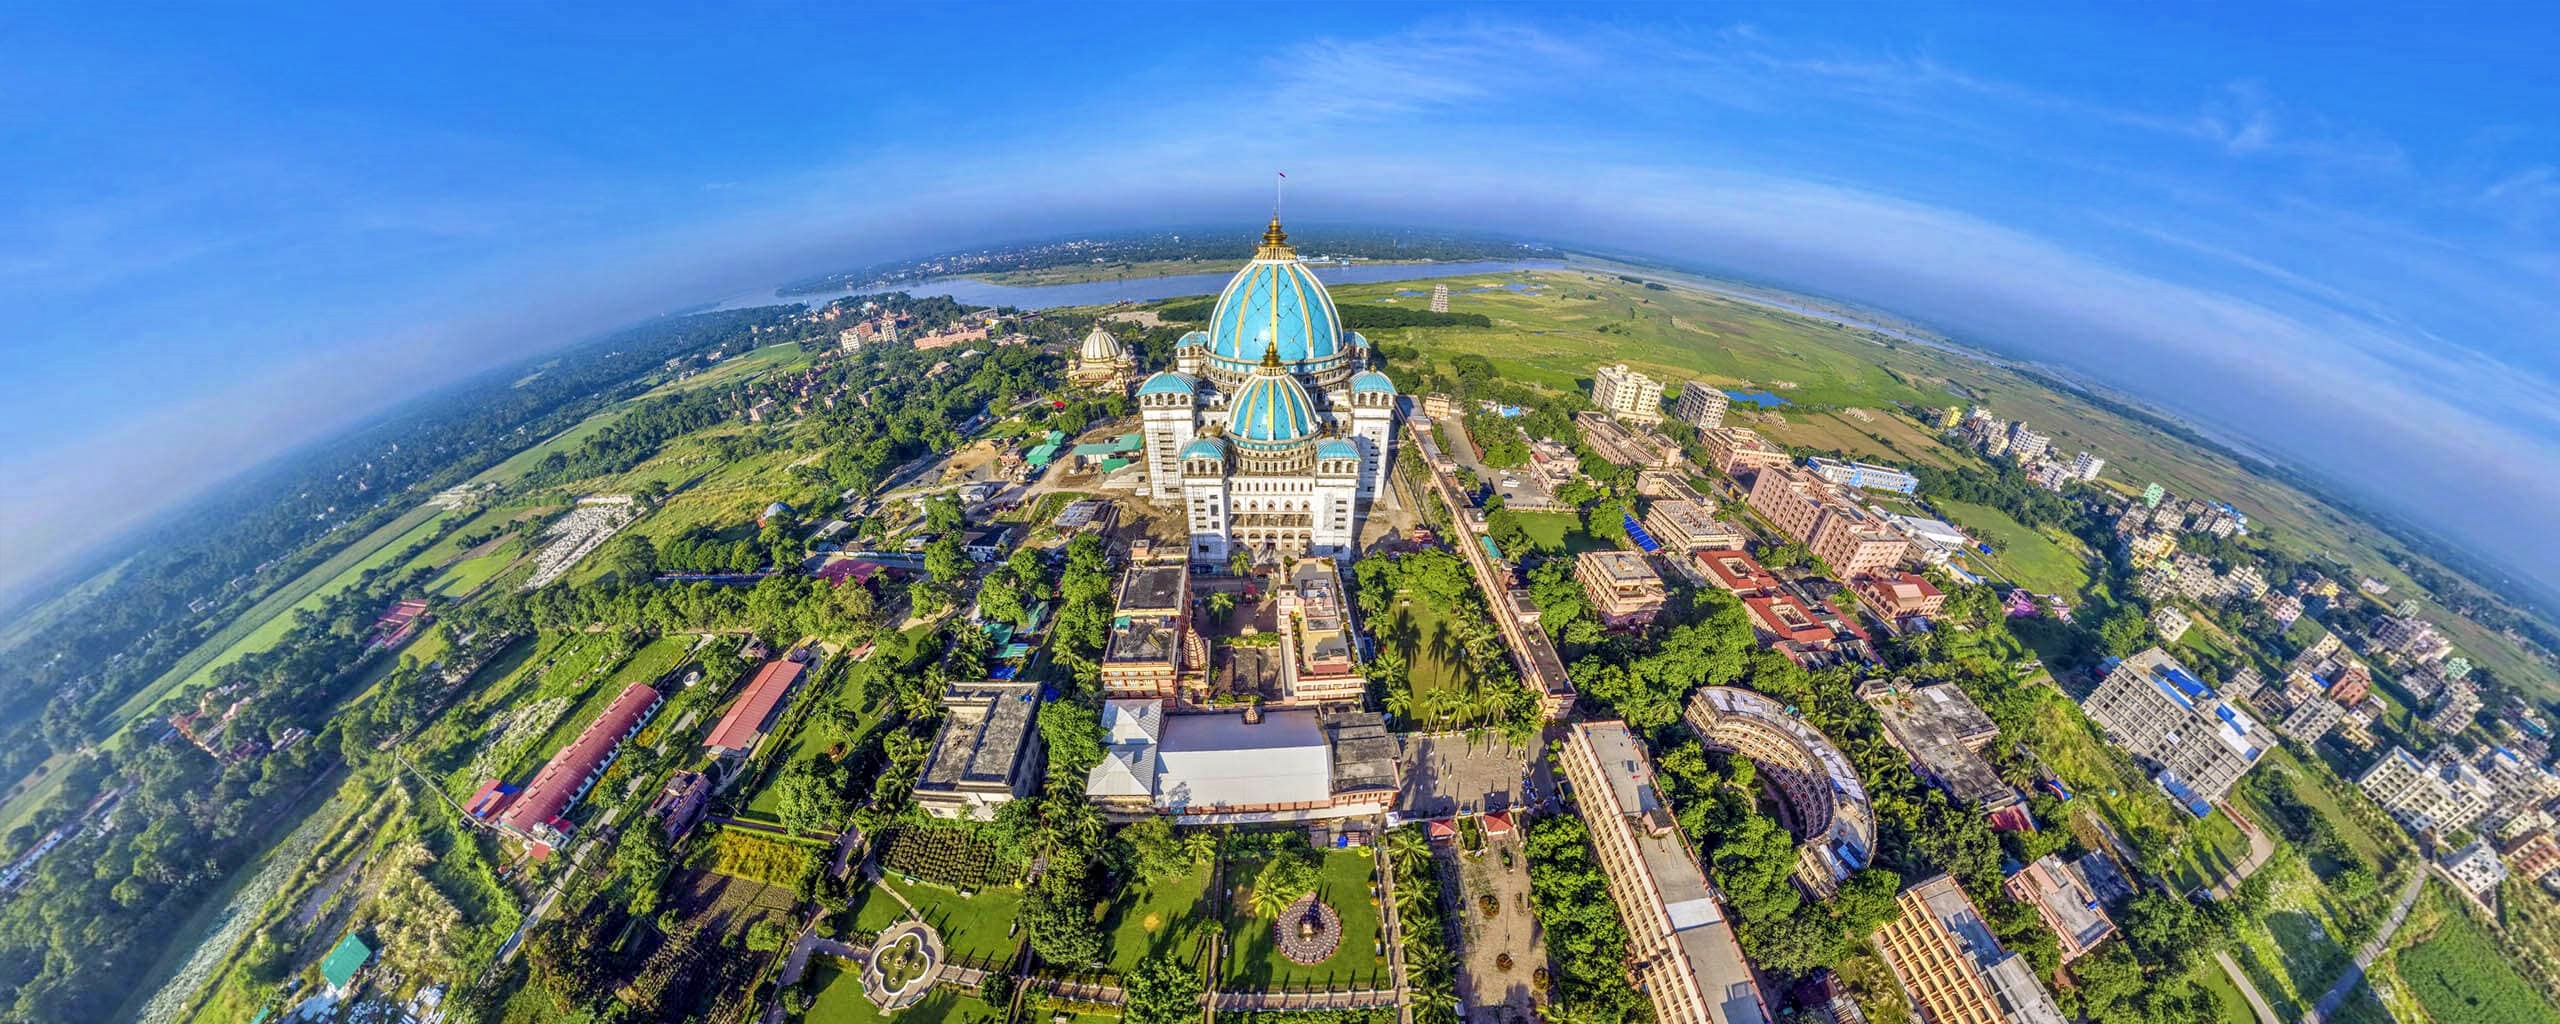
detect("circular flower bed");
top-left (1273, 895), bottom-right (1344, 965)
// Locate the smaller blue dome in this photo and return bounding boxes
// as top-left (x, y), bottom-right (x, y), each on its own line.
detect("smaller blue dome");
top-left (1226, 369), bottom-right (1318, 447)
top-left (1349, 371), bottom-right (1396, 394)
top-left (1137, 371), bottom-right (1199, 397)
top-left (1177, 330), bottom-right (1210, 349)
top-left (1347, 330), bottom-right (1370, 350)
top-left (1180, 437), bottom-right (1229, 461)
top-left (1316, 439), bottom-right (1360, 461)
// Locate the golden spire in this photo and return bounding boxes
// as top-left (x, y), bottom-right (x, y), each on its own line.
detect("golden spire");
top-left (1256, 216), bottom-right (1295, 259)
top-left (1259, 339), bottom-right (1284, 371)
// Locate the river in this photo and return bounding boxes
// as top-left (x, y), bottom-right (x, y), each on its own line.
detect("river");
top-left (713, 259), bottom-right (1567, 312)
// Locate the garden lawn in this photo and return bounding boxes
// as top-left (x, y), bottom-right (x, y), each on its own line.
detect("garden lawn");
top-left (1104, 860), bottom-right (1216, 971)
top-left (804, 958), bottom-right (1007, 1024)
top-left (1384, 600), bottom-right (1491, 731)
top-left (1932, 499), bottom-right (2090, 596)
top-left (1219, 850), bottom-right (1384, 989)
top-left (1506, 511), bottom-right (1607, 556)
top-left (852, 876), bottom-right (1024, 964)
top-left (2167, 810), bottom-right (2257, 893)
top-left (2191, 962), bottom-right (2268, 1024)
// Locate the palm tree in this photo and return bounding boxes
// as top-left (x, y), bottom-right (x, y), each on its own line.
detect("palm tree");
top-left (1248, 856), bottom-right (1317, 918)
top-left (1181, 830), bottom-right (1219, 867)
top-left (1385, 827), bottom-right (1430, 871)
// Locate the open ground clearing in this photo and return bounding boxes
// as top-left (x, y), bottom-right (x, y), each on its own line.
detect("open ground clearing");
top-left (1104, 860), bottom-right (1215, 972)
top-left (1217, 850), bottom-right (1383, 989)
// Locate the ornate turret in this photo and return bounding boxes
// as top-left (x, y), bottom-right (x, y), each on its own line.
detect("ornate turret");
top-left (1256, 217), bottom-right (1295, 259)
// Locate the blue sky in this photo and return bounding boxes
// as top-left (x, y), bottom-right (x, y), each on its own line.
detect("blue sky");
top-left (4, 2), bottom-right (2558, 601)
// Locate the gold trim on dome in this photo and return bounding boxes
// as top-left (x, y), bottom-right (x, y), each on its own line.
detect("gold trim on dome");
top-left (1256, 217), bottom-right (1295, 258)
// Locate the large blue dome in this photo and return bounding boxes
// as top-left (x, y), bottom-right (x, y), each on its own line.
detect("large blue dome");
top-left (1206, 220), bottom-right (1343, 375)
top-left (1226, 364), bottom-right (1319, 449)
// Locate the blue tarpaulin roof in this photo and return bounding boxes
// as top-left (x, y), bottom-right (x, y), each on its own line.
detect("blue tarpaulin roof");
top-left (1624, 512), bottom-right (1660, 553)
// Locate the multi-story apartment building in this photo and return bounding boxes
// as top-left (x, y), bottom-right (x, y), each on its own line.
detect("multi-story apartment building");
top-left (1557, 721), bottom-right (1772, 1024)
top-left (2150, 606), bottom-right (2192, 644)
top-left (2358, 746), bottom-right (2496, 835)
top-left (1578, 550), bottom-right (1669, 629)
top-left (2006, 424), bottom-right (2050, 463)
top-left (2081, 648), bottom-right (2269, 804)
top-left (2375, 615), bottom-right (2455, 664)
top-left (1279, 557), bottom-right (1366, 705)
top-left (1674, 382), bottom-right (1730, 430)
top-left (1746, 466), bottom-right (1831, 544)
top-left (2003, 855), bottom-right (2117, 962)
top-left (1645, 499), bottom-right (1746, 553)
top-left (2262, 592), bottom-right (2305, 628)
top-left (2501, 830), bottom-right (2560, 886)
top-left (2427, 683), bottom-right (2484, 734)
top-left (2278, 695), bottom-right (2346, 745)
top-left (2439, 839), bottom-right (2509, 900)
top-left (1745, 466), bottom-right (1911, 575)
top-left (1871, 874), bottom-right (2068, 1024)
top-left (1592, 363), bottom-right (1666, 424)
top-left (1101, 562), bottom-right (1195, 702)
top-left (1699, 427), bottom-right (1791, 476)
top-left (2069, 451), bottom-right (2105, 482)
top-left (2476, 746), bottom-right (2560, 825)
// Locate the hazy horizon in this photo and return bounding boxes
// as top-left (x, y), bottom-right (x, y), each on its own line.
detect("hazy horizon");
top-left (6, 4), bottom-right (2558, 605)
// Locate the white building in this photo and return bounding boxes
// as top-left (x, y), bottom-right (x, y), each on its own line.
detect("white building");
top-left (2070, 451), bottom-right (2106, 482)
top-left (2150, 606), bottom-right (2193, 644)
top-left (2358, 746), bottom-right (2496, 835)
top-left (1137, 220), bottom-right (1397, 566)
top-left (2278, 696), bottom-right (2346, 745)
top-left (2081, 648), bottom-right (2268, 805)
top-left (2439, 839), bottom-right (2509, 900)
top-left (2008, 424), bottom-right (2050, 463)
top-left (1592, 363), bottom-right (1665, 424)
top-left (1068, 323), bottom-right (1139, 394)
top-left (1674, 381), bottom-right (1730, 430)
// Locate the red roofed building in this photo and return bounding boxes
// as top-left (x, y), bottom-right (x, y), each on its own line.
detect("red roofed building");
top-left (705, 657), bottom-right (808, 758)
top-left (2327, 663), bottom-right (2373, 706)
top-left (1697, 549), bottom-right (1781, 596)
top-left (1852, 572), bottom-right (1945, 632)
top-left (494, 683), bottom-right (663, 854)
top-left (1744, 593), bottom-right (1837, 648)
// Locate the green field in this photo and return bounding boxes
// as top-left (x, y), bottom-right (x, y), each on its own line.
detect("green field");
top-left (1218, 850), bottom-right (1384, 988)
top-left (1931, 499), bottom-right (2090, 596)
top-left (1505, 510), bottom-right (1608, 556)
top-left (88, 502), bottom-right (450, 752)
top-left (2394, 884), bottom-right (2558, 1024)
top-left (851, 876), bottom-right (1024, 964)
top-left (1103, 860), bottom-right (1216, 971)
top-left (804, 958), bottom-right (1007, 1024)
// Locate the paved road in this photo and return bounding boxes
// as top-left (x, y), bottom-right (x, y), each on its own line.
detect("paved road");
top-left (2302, 869), bottom-right (2426, 1024)
top-left (2210, 800), bottom-right (2279, 899)
top-left (2217, 951), bottom-right (2282, 1024)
